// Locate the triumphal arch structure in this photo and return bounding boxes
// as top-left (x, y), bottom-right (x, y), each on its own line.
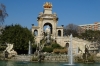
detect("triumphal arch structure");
top-left (32, 2), bottom-right (64, 46)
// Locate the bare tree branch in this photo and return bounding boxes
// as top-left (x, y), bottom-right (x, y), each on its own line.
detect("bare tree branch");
top-left (0, 3), bottom-right (8, 24)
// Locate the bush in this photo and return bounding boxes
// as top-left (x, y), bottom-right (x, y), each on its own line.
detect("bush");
top-left (52, 43), bottom-right (62, 49)
top-left (0, 46), bottom-right (6, 51)
top-left (87, 54), bottom-right (95, 62)
top-left (53, 49), bottom-right (60, 54)
top-left (42, 46), bottom-right (53, 53)
top-left (59, 48), bottom-right (67, 54)
top-left (32, 44), bottom-right (37, 53)
top-left (53, 48), bottom-right (67, 54)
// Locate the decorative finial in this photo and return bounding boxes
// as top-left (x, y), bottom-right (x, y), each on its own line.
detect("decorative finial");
top-left (43, 2), bottom-right (52, 8)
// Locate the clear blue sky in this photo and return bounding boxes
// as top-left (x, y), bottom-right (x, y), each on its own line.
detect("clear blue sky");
top-left (1, 0), bottom-right (100, 29)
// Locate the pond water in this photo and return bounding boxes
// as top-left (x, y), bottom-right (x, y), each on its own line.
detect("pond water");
top-left (0, 60), bottom-right (100, 66)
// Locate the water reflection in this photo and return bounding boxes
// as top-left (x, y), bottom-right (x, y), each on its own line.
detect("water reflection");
top-left (0, 61), bottom-right (100, 66)
top-left (0, 60), bottom-right (14, 66)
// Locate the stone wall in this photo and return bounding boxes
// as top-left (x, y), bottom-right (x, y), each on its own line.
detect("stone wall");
top-left (56, 36), bottom-right (91, 54)
top-left (11, 55), bottom-right (33, 61)
top-left (44, 54), bottom-right (68, 62)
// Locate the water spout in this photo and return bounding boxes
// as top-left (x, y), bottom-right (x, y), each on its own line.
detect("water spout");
top-left (28, 41), bottom-right (31, 55)
top-left (68, 34), bottom-right (73, 65)
top-left (64, 34), bottom-right (74, 65)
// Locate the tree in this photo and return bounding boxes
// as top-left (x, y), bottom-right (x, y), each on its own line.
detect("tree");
top-left (0, 3), bottom-right (8, 24)
top-left (64, 24), bottom-right (81, 37)
top-left (78, 30), bottom-right (100, 45)
top-left (87, 30), bottom-right (100, 51)
top-left (0, 24), bottom-right (34, 54)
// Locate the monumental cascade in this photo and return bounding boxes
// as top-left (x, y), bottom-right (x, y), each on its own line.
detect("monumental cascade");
top-left (32, 2), bottom-right (98, 55)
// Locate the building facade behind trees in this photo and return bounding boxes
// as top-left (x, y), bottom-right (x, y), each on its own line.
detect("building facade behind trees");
top-left (79, 22), bottom-right (100, 31)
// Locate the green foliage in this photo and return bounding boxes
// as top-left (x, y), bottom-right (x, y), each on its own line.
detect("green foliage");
top-left (64, 24), bottom-right (100, 42)
top-left (52, 43), bottom-right (62, 49)
top-left (32, 44), bottom-right (37, 53)
top-left (81, 53), bottom-right (95, 63)
top-left (0, 24), bottom-right (34, 54)
top-left (42, 43), bottom-right (64, 53)
top-left (0, 45), bottom-right (6, 51)
top-left (79, 30), bottom-right (100, 43)
top-left (42, 46), bottom-right (53, 53)
top-left (87, 54), bottom-right (95, 62)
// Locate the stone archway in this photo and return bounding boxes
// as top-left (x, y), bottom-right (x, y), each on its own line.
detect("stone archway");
top-left (43, 22), bottom-right (52, 34)
top-left (34, 29), bottom-right (38, 36)
top-left (58, 30), bottom-right (61, 36)
top-left (66, 43), bottom-right (69, 48)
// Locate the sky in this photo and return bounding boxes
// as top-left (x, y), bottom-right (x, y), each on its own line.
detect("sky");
top-left (0, 0), bottom-right (100, 29)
